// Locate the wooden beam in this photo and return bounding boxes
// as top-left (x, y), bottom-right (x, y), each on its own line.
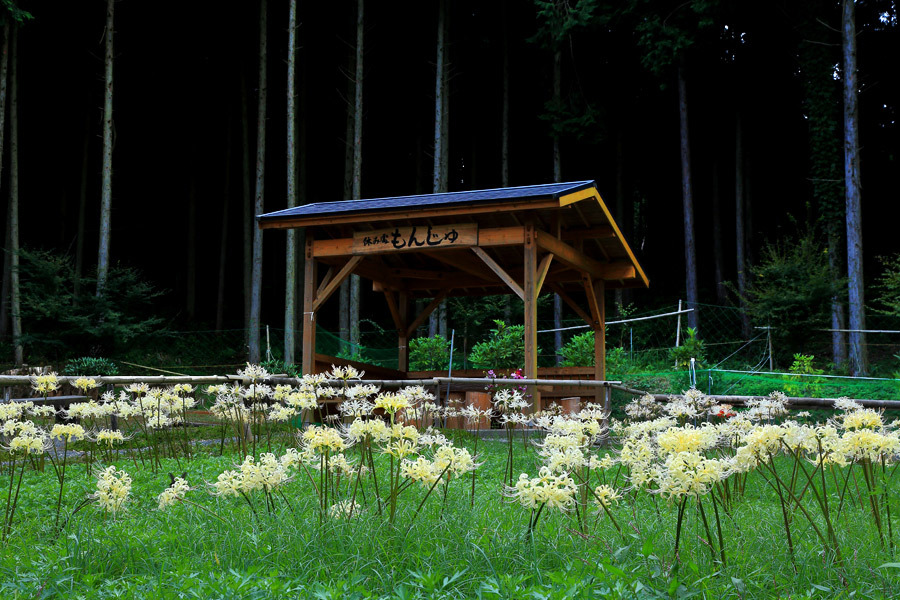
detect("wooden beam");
top-left (471, 246), bottom-right (525, 300)
top-left (558, 186), bottom-right (598, 207)
top-left (593, 278), bottom-right (606, 401)
top-left (406, 290), bottom-right (450, 338)
top-left (429, 250), bottom-right (496, 281)
top-left (549, 282), bottom-right (592, 326)
top-left (535, 253), bottom-right (553, 296)
top-left (477, 226), bottom-right (525, 247)
top-left (383, 290), bottom-right (404, 331)
top-left (398, 292), bottom-right (409, 373)
top-left (312, 256), bottom-right (361, 311)
top-left (311, 225), bottom-right (527, 258)
top-left (389, 267), bottom-right (448, 280)
top-left (535, 230), bottom-right (605, 278)
top-left (561, 226), bottom-right (614, 241)
top-left (583, 275), bottom-right (602, 326)
top-left (523, 222), bottom-right (539, 397)
top-left (301, 238), bottom-right (317, 375)
top-left (315, 266), bottom-right (335, 299)
top-left (259, 198), bottom-right (561, 230)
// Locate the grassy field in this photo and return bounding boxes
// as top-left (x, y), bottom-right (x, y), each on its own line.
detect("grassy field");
top-left (3, 426), bottom-right (900, 600)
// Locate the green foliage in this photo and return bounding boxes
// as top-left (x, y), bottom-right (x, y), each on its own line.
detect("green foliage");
top-left (16, 248), bottom-right (166, 359)
top-left (469, 320), bottom-right (534, 369)
top-left (785, 353), bottom-right (825, 397)
top-left (740, 228), bottom-right (841, 364)
top-left (0, 0), bottom-right (33, 25)
top-left (669, 327), bottom-right (705, 369)
top-left (259, 359), bottom-right (302, 378)
top-left (558, 331), bottom-right (594, 367)
top-left (874, 254), bottom-right (900, 316)
top-left (627, 0), bottom-right (719, 77)
top-left (409, 335), bottom-right (451, 371)
top-left (62, 357), bottom-right (119, 377)
top-left (530, 0), bottom-right (600, 50)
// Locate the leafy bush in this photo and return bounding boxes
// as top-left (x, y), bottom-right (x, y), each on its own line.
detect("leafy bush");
top-left (469, 320), bottom-right (535, 369)
top-left (739, 228), bottom-right (841, 364)
top-left (260, 359), bottom-right (302, 378)
top-left (62, 357), bottom-right (119, 376)
top-left (874, 254), bottom-right (900, 316)
top-left (409, 335), bottom-right (451, 371)
top-left (669, 327), bottom-right (705, 370)
top-left (17, 248), bottom-right (166, 359)
top-left (784, 353), bottom-right (824, 397)
top-left (558, 331), bottom-right (594, 367)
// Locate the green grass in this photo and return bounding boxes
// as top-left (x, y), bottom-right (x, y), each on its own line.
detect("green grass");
top-left (3, 435), bottom-right (900, 599)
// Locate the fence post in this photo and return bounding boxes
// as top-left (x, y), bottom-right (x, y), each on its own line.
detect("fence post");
top-left (675, 299), bottom-right (683, 347)
top-left (674, 300), bottom-right (682, 368)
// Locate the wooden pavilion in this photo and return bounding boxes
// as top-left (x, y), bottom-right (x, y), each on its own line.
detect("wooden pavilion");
top-left (258, 180), bottom-right (648, 408)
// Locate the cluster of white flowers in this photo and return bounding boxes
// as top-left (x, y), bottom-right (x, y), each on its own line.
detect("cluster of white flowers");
top-left (212, 453), bottom-right (293, 497)
top-left (92, 466), bottom-right (132, 514)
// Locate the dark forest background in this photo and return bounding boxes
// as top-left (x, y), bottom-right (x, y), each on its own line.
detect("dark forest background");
top-left (0, 1), bottom-right (897, 375)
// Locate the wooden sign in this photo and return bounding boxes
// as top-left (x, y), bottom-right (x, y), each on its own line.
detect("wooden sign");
top-left (352, 223), bottom-right (478, 254)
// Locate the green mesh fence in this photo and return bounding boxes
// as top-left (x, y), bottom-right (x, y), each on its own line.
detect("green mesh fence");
top-left (315, 327), bottom-right (399, 370)
top-left (617, 369), bottom-right (900, 401)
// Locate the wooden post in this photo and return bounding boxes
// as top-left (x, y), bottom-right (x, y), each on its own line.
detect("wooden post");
top-left (523, 221), bottom-right (539, 410)
top-left (398, 291), bottom-right (409, 373)
top-left (593, 278), bottom-right (606, 407)
top-left (301, 236), bottom-right (317, 375)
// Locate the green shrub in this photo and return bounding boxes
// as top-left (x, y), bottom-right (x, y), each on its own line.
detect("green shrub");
top-left (469, 320), bottom-right (535, 369)
top-left (559, 334), bottom-right (641, 376)
top-left (409, 335), bottom-right (451, 371)
top-left (669, 327), bottom-right (705, 370)
top-left (62, 357), bottom-right (119, 377)
top-left (559, 331), bottom-right (594, 367)
top-left (784, 353), bottom-right (824, 397)
top-left (739, 227), bottom-right (841, 363)
top-left (17, 248), bottom-right (166, 360)
top-left (875, 254), bottom-right (900, 316)
top-left (260, 359), bottom-right (302, 378)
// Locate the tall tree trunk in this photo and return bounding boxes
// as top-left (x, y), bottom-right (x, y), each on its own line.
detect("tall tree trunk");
top-left (349, 0), bottom-right (364, 352)
top-left (339, 12), bottom-right (357, 351)
top-left (240, 69), bottom-right (253, 344)
top-left (216, 119), bottom-right (232, 332)
top-left (248, 0), bottom-right (268, 363)
top-left (438, 0), bottom-right (450, 336)
top-left (500, 0), bottom-right (509, 188)
top-left (552, 46), bottom-right (563, 363)
top-left (710, 160), bottom-right (727, 304)
top-left (430, 0), bottom-right (447, 337)
top-left (439, 0), bottom-right (450, 193)
top-left (96, 0), bottom-right (114, 297)
top-left (677, 59), bottom-right (699, 331)
top-left (296, 47), bottom-right (308, 364)
top-left (842, 0), bottom-right (867, 375)
top-left (0, 22), bottom-right (11, 341)
top-left (9, 27), bottom-right (22, 365)
top-left (828, 234), bottom-right (848, 366)
top-left (284, 0), bottom-right (298, 364)
top-left (735, 112), bottom-right (751, 335)
top-left (74, 113), bottom-right (90, 299)
top-left (798, 22), bottom-right (848, 369)
top-left (185, 177), bottom-right (197, 321)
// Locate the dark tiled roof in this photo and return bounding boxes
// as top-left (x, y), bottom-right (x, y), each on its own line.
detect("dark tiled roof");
top-left (257, 180), bottom-right (595, 222)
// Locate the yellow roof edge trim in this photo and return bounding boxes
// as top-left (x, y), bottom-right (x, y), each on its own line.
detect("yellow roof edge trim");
top-left (558, 186), bottom-right (650, 288)
top-left (557, 187), bottom-right (597, 206)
